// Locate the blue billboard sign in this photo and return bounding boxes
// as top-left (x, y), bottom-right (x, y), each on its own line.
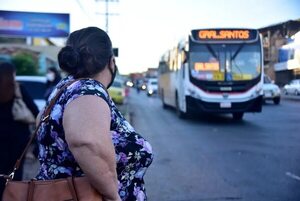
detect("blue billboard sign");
top-left (0, 10), bottom-right (69, 37)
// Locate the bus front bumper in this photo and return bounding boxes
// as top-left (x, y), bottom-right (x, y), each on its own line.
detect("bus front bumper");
top-left (186, 95), bottom-right (262, 114)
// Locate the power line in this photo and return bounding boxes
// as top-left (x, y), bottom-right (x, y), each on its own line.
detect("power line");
top-left (75, 0), bottom-right (95, 22)
top-left (95, 0), bottom-right (119, 33)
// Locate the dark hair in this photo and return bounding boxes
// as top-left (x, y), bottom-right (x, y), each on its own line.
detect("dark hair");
top-left (47, 66), bottom-right (62, 85)
top-left (58, 27), bottom-right (113, 78)
top-left (0, 62), bottom-right (16, 80)
top-left (48, 66), bottom-right (59, 74)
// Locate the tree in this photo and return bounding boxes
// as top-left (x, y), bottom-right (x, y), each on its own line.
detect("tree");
top-left (11, 53), bottom-right (38, 75)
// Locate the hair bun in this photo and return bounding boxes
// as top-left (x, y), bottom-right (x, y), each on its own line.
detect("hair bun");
top-left (58, 46), bottom-right (81, 74)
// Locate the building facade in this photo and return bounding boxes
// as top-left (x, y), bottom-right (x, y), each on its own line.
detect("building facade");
top-left (259, 20), bottom-right (300, 86)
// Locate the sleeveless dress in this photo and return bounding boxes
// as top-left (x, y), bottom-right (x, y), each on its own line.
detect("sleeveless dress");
top-left (36, 76), bottom-right (153, 201)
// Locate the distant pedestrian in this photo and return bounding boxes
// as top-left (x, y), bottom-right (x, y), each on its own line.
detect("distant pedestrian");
top-left (35, 27), bottom-right (153, 201)
top-left (44, 66), bottom-right (62, 100)
top-left (0, 62), bottom-right (39, 199)
top-left (136, 79), bottom-right (141, 93)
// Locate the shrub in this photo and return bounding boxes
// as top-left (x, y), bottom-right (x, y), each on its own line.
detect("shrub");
top-left (12, 53), bottom-right (38, 75)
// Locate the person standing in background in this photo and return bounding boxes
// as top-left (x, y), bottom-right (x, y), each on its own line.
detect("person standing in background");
top-left (0, 62), bottom-right (39, 199)
top-left (44, 66), bottom-right (62, 100)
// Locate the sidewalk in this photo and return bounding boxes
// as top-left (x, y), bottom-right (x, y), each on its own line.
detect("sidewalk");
top-left (118, 99), bottom-right (131, 123)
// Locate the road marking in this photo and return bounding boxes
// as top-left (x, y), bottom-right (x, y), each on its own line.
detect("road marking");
top-left (286, 172), bottom-right (300, 181)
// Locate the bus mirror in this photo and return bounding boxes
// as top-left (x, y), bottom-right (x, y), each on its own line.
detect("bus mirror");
top-left (182, 51), bottom-right (189, 63)
top-left (113, 48), bottom-right (119, 57)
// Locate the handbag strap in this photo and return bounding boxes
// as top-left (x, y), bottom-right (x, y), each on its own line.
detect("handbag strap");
top-left (67, 177), bottom-right (79, 201)
top-left (3, 79), bottom-right (80, 181)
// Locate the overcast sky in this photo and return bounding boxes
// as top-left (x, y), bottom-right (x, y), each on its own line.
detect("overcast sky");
top-left (1, 0), bottom-right (300, 74)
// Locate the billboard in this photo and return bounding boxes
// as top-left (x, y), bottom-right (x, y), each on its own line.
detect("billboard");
top-left (0, 10), bottom-right (69, 37)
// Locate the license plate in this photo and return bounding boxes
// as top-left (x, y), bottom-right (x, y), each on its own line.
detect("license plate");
top-left (220, 102), bottom-right (231, 108)
top-left (265, 92), bottom-right (272, 97)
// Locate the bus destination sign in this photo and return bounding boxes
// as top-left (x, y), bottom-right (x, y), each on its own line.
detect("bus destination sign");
top-left (192, 29), bottom-right (258, 42)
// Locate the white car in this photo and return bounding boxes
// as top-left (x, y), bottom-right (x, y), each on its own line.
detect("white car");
top-left (283, 79), bottom-right (300, 96)
top-left (263, 75), bottom-right (281, 105)
top-left (16, 76), bottom-right (47, 111)
top-left (146, 78), bottom-right (158, 96)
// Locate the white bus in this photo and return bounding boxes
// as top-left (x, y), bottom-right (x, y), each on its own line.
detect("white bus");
top-left (158, 28), bottom-right (263, 120)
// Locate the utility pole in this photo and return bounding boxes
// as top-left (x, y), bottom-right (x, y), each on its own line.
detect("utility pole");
top-left (96, 0), bottom-right (119, 34)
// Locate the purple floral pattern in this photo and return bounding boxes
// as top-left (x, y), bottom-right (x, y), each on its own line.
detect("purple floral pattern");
top-left (36, 76), bottom-right (153, 201)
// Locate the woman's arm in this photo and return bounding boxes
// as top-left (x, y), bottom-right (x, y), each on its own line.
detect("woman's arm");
top-left (63, 95), bottom-right (121, 201)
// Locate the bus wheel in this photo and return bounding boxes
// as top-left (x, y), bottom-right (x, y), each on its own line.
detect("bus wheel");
top-left (176, 95), bottom-right (186, 119)
top-left (232, 112), bottom-right (244, 120)
top-left (161, 91), bottom-right (167, 109)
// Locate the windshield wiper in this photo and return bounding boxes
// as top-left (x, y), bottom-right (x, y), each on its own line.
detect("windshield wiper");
top-left (205, 44), bottom-right (218, 59)
top-left (231, 43), bottom-right (245, 60)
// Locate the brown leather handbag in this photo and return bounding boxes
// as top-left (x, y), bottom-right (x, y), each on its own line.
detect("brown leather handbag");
top-left (1, 79), bottom-right (103, 201)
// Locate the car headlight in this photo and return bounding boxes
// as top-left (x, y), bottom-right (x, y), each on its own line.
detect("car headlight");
top-left (255, 86), bottom-right (263, 95)
top-left (187, 87), bottom-right (196, 96)
top-left (273, 87), bottom-right (281, 94)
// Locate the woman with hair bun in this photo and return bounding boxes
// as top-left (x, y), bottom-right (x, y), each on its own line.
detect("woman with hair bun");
top-left (35, 27), bottom-right (153, 201)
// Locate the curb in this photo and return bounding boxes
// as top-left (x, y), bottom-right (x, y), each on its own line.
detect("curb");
top-left (123, 101), bottom-right (132, 124)
top-left (281, 95), bottom-right (300, 101)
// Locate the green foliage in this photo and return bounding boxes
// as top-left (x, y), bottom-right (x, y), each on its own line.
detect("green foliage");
top-left (12, 53), bottom-right (38, 75)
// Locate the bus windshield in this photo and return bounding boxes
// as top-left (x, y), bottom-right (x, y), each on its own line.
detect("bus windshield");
top-left (190, 42), bottom-right (261, 81)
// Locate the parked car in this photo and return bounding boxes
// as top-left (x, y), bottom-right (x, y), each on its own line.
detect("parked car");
top-left (263, 75), bottom-right (281, 104)
top-left (108, 79), bottom-right (125, 104)
top-left (283, 79), bottom-right (300, 95)
top-left (16, 76), bottom-right (47, 111)
top-left (146, 78), bottom-right (158, 96)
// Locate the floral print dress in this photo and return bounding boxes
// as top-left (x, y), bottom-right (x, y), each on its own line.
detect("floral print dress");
top-left (36, 76), bottom-right (153, 201)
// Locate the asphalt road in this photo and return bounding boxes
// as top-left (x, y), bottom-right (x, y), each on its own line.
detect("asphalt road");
top-left (129, 90), bottom-right (300, 201)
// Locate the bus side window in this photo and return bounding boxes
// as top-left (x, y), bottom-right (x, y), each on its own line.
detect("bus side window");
top-left (180, 50), bottom-right (188, 78)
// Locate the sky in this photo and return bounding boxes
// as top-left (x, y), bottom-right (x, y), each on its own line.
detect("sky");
top-left (1, 0), bottom-right (300, 74)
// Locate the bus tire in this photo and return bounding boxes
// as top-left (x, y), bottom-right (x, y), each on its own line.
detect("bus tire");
top-left (176, 94), bottom-right (187, 119)
top-left (161, 90), bottom-right (167, 109)
top-left (232, 112), bottom-right (244, 120)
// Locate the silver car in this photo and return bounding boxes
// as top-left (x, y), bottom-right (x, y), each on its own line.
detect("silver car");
top-left (283, 79), bottom-right (300, 96)
top-left (263, 75), bottom-right (281, 105)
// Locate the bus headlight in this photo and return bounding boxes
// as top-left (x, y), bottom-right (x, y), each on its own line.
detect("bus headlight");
top-left (187, 87), bottom-right (196, 96)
